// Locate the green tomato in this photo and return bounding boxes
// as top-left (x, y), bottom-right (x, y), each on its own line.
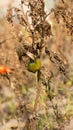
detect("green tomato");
top-left (28, 58), bottom-right (41, 73)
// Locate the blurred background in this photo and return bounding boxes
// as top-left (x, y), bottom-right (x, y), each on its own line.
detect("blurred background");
top-left (0, 0), bottom-right (73, 130)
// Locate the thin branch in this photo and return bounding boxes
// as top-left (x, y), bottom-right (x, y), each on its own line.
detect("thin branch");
top-left (33, 70), bottom-right (41, 113)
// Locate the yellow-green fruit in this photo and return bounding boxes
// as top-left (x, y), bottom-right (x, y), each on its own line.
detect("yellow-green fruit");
top-left (28, 58), bottom-right (41, 73)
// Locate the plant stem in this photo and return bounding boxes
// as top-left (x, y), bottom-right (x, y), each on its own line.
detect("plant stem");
top-left (33, 70), bottom-right (41, 113)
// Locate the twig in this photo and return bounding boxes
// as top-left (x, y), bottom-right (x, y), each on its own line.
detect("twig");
top-left (0, 36), bottom-right (17, 46)
top-left (33, 70), bottom-right (41, 113)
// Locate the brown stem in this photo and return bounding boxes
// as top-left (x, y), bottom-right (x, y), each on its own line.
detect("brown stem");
top-left (27, 71), bottom-right (41, 130)
top-left (33, 70), bottom-right (41, 113)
